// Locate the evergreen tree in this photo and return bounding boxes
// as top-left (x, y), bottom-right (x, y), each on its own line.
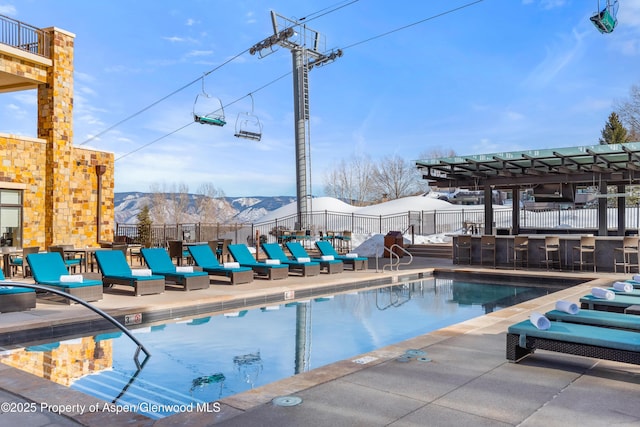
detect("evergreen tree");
top-left (599, 112), bottom-right (629, 144)
top-left (136, 204), bottom-right (153, 247)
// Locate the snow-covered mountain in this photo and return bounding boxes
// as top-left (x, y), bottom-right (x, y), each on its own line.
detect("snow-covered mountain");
top-left (114, 192), bottom-right (295, 224)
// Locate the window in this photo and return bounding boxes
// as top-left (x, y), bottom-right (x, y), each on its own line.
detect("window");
top-left (0, 190), bottom-right (22, 247)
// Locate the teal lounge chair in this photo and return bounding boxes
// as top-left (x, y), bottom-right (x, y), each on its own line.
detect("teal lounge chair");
top-left (545, 309), bottom-right (640, 331)
top-left (506, 319), bottom-right (640, 365)
top-left (140, 248), bottom-right (209, 291)
top-left (315, 240), bottom-right (367, 271)
top-left (579, 293), bottom-right (640, 313)
top-left (227, 244), bottom-right (289, 280)
top-left (261, 243), bottom-right (320, 277)
top-left (94, 250), bottom-right (165, 296)
top-left (0, 268), bottom-right (36, 313)
top-left (26, 252), bottom-right (103, 303)
top-left (286, 241), bottom-right (344, 274)
top-left (187, 244), bottom-right (254, 285)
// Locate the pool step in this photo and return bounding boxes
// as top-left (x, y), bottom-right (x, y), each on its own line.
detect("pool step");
top-left (405, 244), bottom-right (452, 259)
top-left (71, 369), bottom-right (212, 418)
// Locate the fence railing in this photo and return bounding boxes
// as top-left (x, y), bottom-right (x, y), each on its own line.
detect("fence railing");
top-left (116, 206), bottom-right (640, 247)
top-left (0, 14), bottom-right (50, 58)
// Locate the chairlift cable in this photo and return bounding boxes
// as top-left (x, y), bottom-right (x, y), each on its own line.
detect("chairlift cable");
top-left (341, 0), bottom-right (484, 51)
top-left (79, 2), bottom-right (360, 147)
top-left (78, 48), bottom-right (250, 146)
top-left (115, 72), bottom-right (290, 161)
top-left (114, 1), bottom-right (484, 160)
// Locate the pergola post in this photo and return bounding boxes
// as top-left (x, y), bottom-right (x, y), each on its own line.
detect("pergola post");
top-left (512, 188), bottom-right (520, 235)
top-left (484, 185), bottom-right (493, 235)
top-left (617, 184), bottom-right (626, 236)
top-left (598, 180), bottom-right (608, 236)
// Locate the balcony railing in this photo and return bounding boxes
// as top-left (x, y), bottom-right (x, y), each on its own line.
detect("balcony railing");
top-left (0, 14), bottom-right (50, 58)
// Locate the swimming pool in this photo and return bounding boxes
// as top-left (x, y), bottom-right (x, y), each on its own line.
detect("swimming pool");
top-left (0, 275), bottom-right (566, 419)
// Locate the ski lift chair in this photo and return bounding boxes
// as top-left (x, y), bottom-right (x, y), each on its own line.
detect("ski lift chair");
top-left (590, 0), bottom-right (618, 34)
top-left (234, 94), bottom-right (262, 141)
top-left (193, 78), bottom-right (226, 126)
top-left (193, 100), bottom-right (227, 126)
top-left (234, 113), bottom-right (262, 141)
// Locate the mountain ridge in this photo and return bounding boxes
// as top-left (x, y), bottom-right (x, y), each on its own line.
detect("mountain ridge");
top-left (114, 192), bottom-right (295, 224)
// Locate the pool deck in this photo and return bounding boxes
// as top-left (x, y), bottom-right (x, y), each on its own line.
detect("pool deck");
top-left (1, 256), bottom-right (639, 426)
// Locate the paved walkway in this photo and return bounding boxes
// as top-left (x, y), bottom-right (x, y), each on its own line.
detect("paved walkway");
top-left (1, 257), bottom-right (639, 426)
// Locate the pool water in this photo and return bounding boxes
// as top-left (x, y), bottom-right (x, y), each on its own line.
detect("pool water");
top-left (0, 277), bottom-right (562, 419)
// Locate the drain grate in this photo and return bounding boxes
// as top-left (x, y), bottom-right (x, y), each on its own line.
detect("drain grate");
top-left (405, 349), bottom-right (426, 357)
top-left (273, 396), bottom-right (303, 407)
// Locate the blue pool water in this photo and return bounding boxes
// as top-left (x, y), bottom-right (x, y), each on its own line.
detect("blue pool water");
top-left (4, 276), bottom-right (563, 419)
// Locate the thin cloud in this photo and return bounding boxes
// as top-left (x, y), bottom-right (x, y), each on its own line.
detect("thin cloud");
top-left (185, 50), bottom-right (213, 57)
top-left (523, 28), bottom-right (587, 88)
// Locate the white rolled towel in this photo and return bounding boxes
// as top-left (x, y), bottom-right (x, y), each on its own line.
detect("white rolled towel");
top-left (613, 281), bottom-right (633, 293)
top-left (555, 300), bottom-right (579, 315)
top-left (265, 259), bottom-right (281, 265)
top-left (59, 274), bottom-right (83, 283)
top-left (131, 269), bottom-right (152, 277)
top-left (530, 312), bottom-right (551, 330)
top-left (591, 287), bottom-right (615, 300)
top-left (223, 262), bottom-right (240, 269)
top-left (345, 253), bottom-right (358, 258)
top-left (175, 266), bottom-right (194, 273)
top-left (297, 257), bottom-right (311, 263)
top-left (321, 255), bottom-right (335, 261)
top-left (633, 274), bottom-right (640, 282)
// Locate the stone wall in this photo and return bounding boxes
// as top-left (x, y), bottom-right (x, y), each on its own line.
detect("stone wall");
top-left (0, 26), bottom-right (115, 249)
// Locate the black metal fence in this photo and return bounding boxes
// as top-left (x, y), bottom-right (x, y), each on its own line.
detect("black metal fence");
top-left (116, 206), bottom-right (640, 246)
top-left (0, 14), bottom-right (50, 58)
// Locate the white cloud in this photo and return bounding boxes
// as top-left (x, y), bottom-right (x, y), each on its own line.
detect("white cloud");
top-left (185, 50), bottom-right (213, 57)
top-left (0, 5), bottom-right (16, 15)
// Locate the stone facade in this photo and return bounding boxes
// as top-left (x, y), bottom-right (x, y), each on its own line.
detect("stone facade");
top-left (0, 26), bottom-right (114, 249)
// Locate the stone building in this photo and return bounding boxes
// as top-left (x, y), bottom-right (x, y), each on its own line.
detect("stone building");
top-left (0, 15), bottom-right (114, 249)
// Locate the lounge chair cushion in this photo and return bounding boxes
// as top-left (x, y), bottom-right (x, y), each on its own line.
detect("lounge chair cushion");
top-left (545, 309), bottom-right (640, 331)
top-left (508, 319), bottom-right (640, 352)
top-left (227, 244), bottom-right (288, 269)
top-left (26, 252), bottom-right (102, 288)
top-left (0, 285), bottom-right (34, 295)
top-left (141, 248), bottom-right (208, 278)
top-left (94, 250), bottom-right (165, 284)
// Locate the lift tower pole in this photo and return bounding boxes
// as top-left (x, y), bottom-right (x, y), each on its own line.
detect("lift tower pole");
top-left (250, 11), bottom-right (342, 230)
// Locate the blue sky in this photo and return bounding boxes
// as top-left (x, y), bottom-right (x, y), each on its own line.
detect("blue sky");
top-left (2, 0), bottom-right (640, 196)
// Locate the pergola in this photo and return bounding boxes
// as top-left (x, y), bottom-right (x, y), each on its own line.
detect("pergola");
top-left (415, 142), bottom-right (640, 236)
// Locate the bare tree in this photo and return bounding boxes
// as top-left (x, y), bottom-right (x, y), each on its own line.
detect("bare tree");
top-left (148, 182), bottom-right (190, 225)
top-left (323, 154), bottom-right (375, 205)
top-left (371, 155), bottom-right (418, 200)
top-left (168, 183), bottom-right (190, 225)
top-left (149, 183), bottom-right (169, 224)
top-left (615, 84), bottom-right (640, 141)
top-left (196, 182), bottom-right (227, 223)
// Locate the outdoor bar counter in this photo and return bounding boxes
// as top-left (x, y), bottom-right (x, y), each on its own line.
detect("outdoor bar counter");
top-left (452, 234), bottom-right (636, 273)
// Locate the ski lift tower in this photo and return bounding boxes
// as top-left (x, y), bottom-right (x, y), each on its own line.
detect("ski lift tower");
top-left (250, 11), bottom-right (342, 230)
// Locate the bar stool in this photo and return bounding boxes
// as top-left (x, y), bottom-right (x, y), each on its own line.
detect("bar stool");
top-left (614, 236), bottom-right (639, 273)
top-left (539, 236), bottom-right (561, 270)
top-left (480, 235), bottom-right (496, 267)
top-left (455, 235), bottom-right (472, 264)
top-left (572, 236), bottom-right (596, 272)
top-left (512, 236), bottom-right (528, 269)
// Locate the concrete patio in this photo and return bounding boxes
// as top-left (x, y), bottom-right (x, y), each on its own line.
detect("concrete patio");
top-left (0, 256), bottom-right (638, 426)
